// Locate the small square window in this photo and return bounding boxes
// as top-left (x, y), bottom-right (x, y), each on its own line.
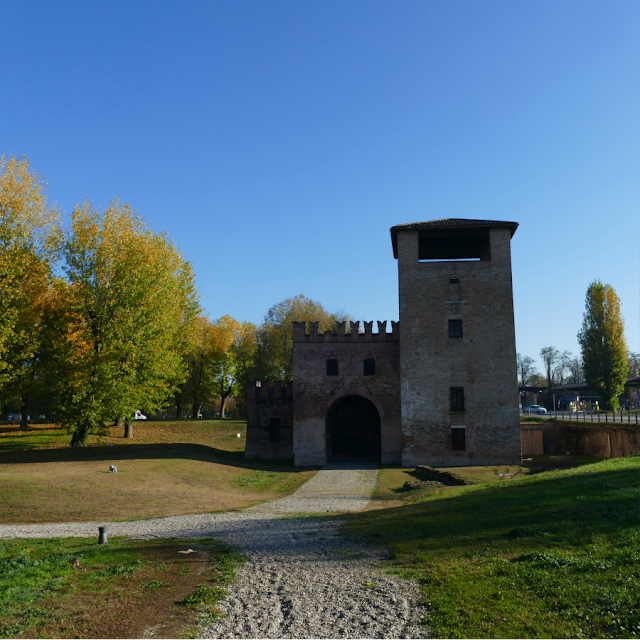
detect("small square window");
top-left (448, 319), bottom-right (462, 338)
top-left (327, 358), bottom-right (339, 376)
top-left (450, 387), bottom-right (465, 411)
top-left (451, 427), bottom-right (466, 451)
top-left (364, 358), bottom-right (375, 376)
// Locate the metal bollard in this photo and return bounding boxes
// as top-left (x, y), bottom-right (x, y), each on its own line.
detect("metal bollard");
top-left (98, 525), bottom-right (108, 544)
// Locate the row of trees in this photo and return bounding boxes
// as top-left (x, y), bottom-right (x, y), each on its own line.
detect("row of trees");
top-left (0, 156), bottom-right (199, 444)
top-left (4, 155), bottom-right (633, 440)
top-left (172, 296), bottom-right (351, 421)
top-left (518, 281), bottom-right (634, 410)
top-left (0, 155), bottom-right (349, 443)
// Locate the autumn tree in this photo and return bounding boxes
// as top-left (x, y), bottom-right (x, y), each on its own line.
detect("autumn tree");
top-left (257, 295), bottom-right (336, 381)
top-left (182, 315), bottom-right (219, 419)
top-left (0, 155), bottom-right (61, 428)
top-left (210, 315), bottom-right (243, 418)
top-left (578, 281), bottom-right (628, 410)
top-left (231, 320), bottom-right (258, 415)
top-left (51, 200), bottom-right (199, 445)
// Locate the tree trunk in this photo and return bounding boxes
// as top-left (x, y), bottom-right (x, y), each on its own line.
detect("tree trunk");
top-left (219, 394), bottom-right (228, 418)
top-left (124, 421), bottom-right (133, 439)
top-left (176, 397), bottom-right (183, 419)
top-left (71, 424), bottom-right (90, 447)
top-left (20, 399), bottom-right (29, 430)
top-left (192, 402), bottom-right (200, 419)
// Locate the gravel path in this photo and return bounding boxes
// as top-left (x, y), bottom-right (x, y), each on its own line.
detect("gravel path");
top-left (0, 463), bottom-right (430, 638)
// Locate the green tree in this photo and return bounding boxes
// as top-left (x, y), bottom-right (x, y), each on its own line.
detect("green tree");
top-left (51, 199), bottom-right (199, 445)
top-left (257, 295), bottom-right (336, 381)
top-left (578, 281), bottom-right (628, 410)
top-left (539, 346), bottom-right (559, 390)
top-left (231, 320), bottom-right (258, 415)
top-left (210, 315), bottom-right (243, 418)
top-left (182, 315), bottom-right (220, 419)
top-left (628, 352), bottom-right (640, 377)
top-left (516, 353), bottom-right (537, 387)
top-left (0, 155), bottom-right (61, 428)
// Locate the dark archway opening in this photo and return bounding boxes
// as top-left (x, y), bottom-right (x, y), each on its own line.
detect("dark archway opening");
top-left (326, 396), bottom-right (381, 461)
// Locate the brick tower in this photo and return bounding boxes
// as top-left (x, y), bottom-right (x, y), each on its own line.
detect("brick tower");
top-left (391, 218), bottom-right (521, 466)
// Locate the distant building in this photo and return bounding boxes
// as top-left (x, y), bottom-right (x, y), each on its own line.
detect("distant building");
top-left (246, 218), bottom-right (522, 467)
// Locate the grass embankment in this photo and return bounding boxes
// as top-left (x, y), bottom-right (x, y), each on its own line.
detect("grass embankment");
top-left (0, 420), bottom-right (317, 524)
top-left (0, 536), bottom-right (243, 639)
top-left (349, 456), bottom-right (640, 638)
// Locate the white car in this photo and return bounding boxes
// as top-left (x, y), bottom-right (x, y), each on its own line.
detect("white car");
top-left (524, 405), bottom-right (547, 415)
top-left (134, 410), bottom-right (147, 420)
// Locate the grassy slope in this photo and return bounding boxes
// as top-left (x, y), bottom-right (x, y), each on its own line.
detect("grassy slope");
top-left (347, 456), bottom-right (640, 639)
top-left (0, 420), bottom-right (317, 523)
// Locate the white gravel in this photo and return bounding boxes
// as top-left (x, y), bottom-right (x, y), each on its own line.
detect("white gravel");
top-left (0, 463), bottom-right (430, 638)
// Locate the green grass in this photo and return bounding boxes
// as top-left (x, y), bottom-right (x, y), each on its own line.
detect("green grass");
top-left (0, 536), bottom-right (244, 638)
top-left (346, 455), bottom-right (640, 639)
top-left (520, 415), bottom-right (548, 423)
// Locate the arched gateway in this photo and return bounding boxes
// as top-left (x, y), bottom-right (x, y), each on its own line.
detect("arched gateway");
top-left (326, 396), bottom-right (381, 461)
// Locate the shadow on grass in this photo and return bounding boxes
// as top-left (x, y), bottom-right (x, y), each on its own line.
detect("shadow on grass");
top-left (0, 442), bottom-right (306, 472)
top-left (346, 459), bottom-right (640, 548)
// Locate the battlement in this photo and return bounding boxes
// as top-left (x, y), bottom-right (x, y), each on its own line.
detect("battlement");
top-left (292, 320), bottom-right (400, 343)
top-left (249, 380), bottom-right (293, 399)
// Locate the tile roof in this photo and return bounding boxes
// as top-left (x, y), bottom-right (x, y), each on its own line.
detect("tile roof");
top-left (390, 218), bottom-right (519, 258)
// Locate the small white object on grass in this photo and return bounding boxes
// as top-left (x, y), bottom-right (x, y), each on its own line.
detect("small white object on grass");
top-left (178, 549), bottom-right (196, 554)
top-left (237, 433), bottom-right (241, 438)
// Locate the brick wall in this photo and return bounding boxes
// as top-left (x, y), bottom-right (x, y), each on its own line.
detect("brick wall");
top-left (396, 226), bottom-right (521, 466)
top-left (538, 421), bottom-right (640, 458)
top-left (292, 321), bottom-right (401, 466)
top-left (245, 381), bottom-right (294, 460)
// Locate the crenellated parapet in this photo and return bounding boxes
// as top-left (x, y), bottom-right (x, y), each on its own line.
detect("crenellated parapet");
top-left (249, 380), bottom-right (293, 400)
top-left (292, 320), bottom-right (399, 343)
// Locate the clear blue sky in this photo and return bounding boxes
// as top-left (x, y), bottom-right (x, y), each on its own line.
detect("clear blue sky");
top-left (2, 0), bottom-right (638, 374)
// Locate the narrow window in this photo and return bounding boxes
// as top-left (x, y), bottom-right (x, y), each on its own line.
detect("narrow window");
top-left (450, 387), bottom-right (465, 411)
top-left (327, 358), bottom-right (339, 376)
top-left (269, 417), bottom-right (281, 443)
top-left (448, 319), bottom-right (463, 338)
top-left (451, 427), bottom-right (466, 451)
top-left (364, 358), bottom-right (375, 376)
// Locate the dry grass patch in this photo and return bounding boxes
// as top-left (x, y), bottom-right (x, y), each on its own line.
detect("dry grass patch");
top-left (0, 420), bottom-right (317, 524)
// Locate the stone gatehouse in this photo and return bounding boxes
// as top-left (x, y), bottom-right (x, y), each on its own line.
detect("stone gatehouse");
top-left (245, 218), bottom-right (522, 467)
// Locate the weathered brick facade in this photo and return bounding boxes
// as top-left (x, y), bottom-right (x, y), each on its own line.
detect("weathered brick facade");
top-left (393, 221), bottom-right (521, 466)
top-left (291, 320), bottom-right (401, 466)
top-left (245, 381), bottom-right (294, 460)
top-left (245, 218), bottom-right (522, 467)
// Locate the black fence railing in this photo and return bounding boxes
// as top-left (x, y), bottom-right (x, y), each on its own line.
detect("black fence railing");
top-left (521, 409), bottom-right (640, 425)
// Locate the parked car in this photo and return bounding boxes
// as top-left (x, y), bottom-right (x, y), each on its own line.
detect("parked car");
top-left (7, 414), bottom-right (30, 422)
top-left (524, 405), bottom-right (547, 415)
top-left (134, 410), bottom-right (147, 420)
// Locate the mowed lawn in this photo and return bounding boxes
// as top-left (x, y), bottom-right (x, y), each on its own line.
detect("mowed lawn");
top-left (0, 420), bottom-right (317, 524)
top-left (347, 455), bottom-right (640, 639)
